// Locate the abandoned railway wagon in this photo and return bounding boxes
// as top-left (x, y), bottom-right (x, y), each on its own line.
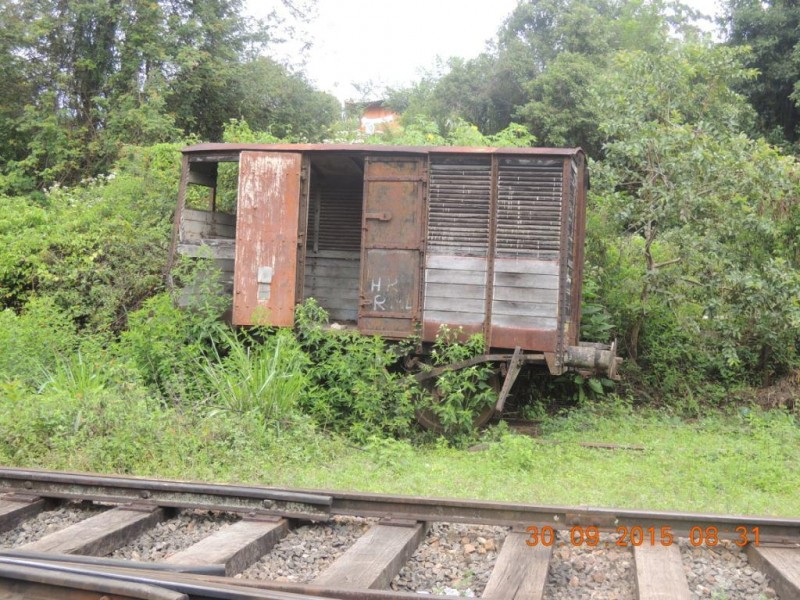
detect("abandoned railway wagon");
top-left (168, 143), bottom-right (619, 419)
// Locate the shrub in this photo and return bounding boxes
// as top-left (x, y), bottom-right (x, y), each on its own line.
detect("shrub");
top-left (415, 326), bottom-right (497, 445)
top-left (0, 296), bottom-right (80, 386)
top-left (119, 258), bottom-right (229, 402)
top-left (294, 300), bottom-right (415, 442)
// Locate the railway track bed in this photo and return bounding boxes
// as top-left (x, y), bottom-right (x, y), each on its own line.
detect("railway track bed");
top-left (0, 467), bottom-right (798, 599)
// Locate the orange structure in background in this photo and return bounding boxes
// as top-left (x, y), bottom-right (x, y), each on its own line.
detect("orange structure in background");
top-left (358, 101), bottom-right (400, 134)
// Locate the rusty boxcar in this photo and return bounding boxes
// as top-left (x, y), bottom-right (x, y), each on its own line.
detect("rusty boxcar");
top-left (168, 143), bottom-right (619, 422)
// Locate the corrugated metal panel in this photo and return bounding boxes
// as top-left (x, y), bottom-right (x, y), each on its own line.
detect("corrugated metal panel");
top-left (489, 157), bottom-right (564, 351)
top-left (427, 157), bottom-right (491, 256)
top-left (423, 157), bottom-right (491, 333)
top-left (496, 157), bottom-right (563, 260)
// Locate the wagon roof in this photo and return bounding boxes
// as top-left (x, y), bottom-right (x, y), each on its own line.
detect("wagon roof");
top-left (181, 142), bottom-right (584, 160)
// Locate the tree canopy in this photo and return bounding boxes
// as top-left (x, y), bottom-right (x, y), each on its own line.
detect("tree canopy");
top-left (0, 0), bottom-right (340, 192)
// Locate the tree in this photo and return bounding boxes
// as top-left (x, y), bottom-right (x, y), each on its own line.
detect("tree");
top-left (394, 0), bottom-right (705, 149)
top-left (234, 57), bottom-right (340, 141)
top-left (724, 0), bottom-right (800, 144)
top-left (163, 0), bottom-right (266, 141)
top-left (589, 42), bottom-right (799, 387)
top-left (0, 0), bottom-right (337, 191)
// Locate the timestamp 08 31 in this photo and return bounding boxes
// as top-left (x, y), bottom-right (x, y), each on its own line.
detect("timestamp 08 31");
top-left (524, 525), bottom-right (761, 548)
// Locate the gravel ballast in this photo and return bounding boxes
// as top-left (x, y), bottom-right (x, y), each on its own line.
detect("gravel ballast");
top-left (680, 539), bottom-right (779, 599)
top-left (390, 523), bottom-right (508, 597)
top-left (237, 516), bottom-right (373, 583)
top-left (110, 510), bottom-right (240, 561)
top-left (0, 501), bottom-right (784, 598)
top-left (0, 503), bottom-right (105, 548)
top-left (544, 532), bottom-right (635, 600)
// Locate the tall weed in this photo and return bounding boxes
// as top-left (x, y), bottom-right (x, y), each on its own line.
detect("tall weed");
top-left (201, 329), bottom-right (308, 426)
top-left (0, 296), bottom-right (79, 386)
top-left (39, 351), bottom-right (108, 399)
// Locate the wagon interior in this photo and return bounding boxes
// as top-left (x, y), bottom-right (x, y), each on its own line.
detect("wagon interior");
top-left (303, 153), bottom-right (365, 323)
top-left (175, 151), bottom-right (368, 325)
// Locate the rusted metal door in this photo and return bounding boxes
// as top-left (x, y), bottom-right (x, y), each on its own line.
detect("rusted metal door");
top-left (233, 151), bottom-right (302, 326)
top-left (359, 156), bottom-right (425, 337)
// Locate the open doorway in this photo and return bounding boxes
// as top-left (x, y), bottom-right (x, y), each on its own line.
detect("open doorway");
top-left (303, 154), bottom-right (365, 323)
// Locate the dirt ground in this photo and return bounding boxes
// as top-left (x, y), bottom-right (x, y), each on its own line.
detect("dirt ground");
top-left (752, 371), bottom-right (799, 410)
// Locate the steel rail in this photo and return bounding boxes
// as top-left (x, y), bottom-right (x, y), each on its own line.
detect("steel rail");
top-left (0, 557), bottom-right (425, 600)
top-left (0, 549), bottom-right (225, 575)
top-left (0, 561), bottom-right (188, 600)
top-left (1, 467), bottom-right (799, 544)
top-left (0, 557), bottom-right (341, 600)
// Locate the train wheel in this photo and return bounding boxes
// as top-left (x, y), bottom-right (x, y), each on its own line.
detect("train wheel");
top-left (415, 370), bottom-right (501, 433)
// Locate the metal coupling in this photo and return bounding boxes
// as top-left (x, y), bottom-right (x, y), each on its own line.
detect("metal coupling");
top-left (564, 340), bottom-right (622, 379)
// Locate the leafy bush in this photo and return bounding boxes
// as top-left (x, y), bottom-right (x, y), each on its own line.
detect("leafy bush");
top-left (0, 296), bottom-right (80, 386)
top-left (294, 300), bottom-right (416, 442)
top-left (119, 259), bottom-right (229, 402)
top-left (0, 143), bottom-right (183, 333)
top-left (415, 326), bottom-right (497, 444)
top-left (586, 44), bottom-right (800, 396)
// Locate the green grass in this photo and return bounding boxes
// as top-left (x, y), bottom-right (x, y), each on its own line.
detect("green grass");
top-left (233, 404), bottom-right (800, 518)
top-left (2, 387), bottom-right (797, 518)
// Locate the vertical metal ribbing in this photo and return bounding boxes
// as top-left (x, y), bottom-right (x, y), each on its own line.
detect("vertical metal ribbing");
top-left (555, 157), bottom-right (573, 371)
top-left (483, 154), bottom-right (499, 345)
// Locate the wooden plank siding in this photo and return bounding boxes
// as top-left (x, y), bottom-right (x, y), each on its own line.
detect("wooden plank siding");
top-left (423, 255), bottom-right (487, 328)
top-left (176, 208), bottom-right (237, 300)
top-left (180, 209), bottom-right (236, 241)
top-left (490, 258), bottom-right (559, 336)
top-left (303, 250), bottom-right (361, 322)
top-left (177, 210), bottom-right (237, 270)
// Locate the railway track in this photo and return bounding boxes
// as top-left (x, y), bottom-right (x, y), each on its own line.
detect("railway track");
top-left (0, 467), bottom-right (798, 600)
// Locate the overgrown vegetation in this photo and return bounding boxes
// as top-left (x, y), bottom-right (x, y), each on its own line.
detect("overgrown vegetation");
top-left (415, 327), bottom-right (498, 444)
top-left (0, 0), bottom-right (798, 511)
top-left (0, 0), bottom-right (339, 193)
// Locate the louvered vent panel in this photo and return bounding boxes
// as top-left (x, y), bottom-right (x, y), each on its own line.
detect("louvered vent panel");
top-left (427, 158), bottom-right (491, 256)
top-left (496, 158), bottom-right (563, 259)
top-left (311, 185), bottom-right (363, 251)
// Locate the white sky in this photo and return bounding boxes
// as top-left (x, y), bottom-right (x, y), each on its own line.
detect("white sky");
top-left (248, 0), bottom-right (723, 103)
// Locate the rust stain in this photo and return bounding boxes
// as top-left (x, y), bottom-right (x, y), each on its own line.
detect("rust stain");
top-left (233, 151), bottom-right (302, 326)
top-left (359, 158), bottom-right (425, 336)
